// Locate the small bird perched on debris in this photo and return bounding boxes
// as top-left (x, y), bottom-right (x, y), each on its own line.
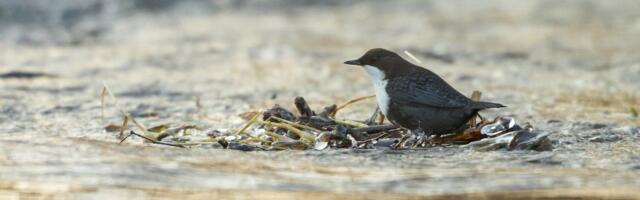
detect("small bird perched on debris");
top-left (344, 48), bottom-right (505, 145)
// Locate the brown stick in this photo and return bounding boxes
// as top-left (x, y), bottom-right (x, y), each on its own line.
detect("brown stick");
top-left (118, 115), bottom-right (129, 139)
top-left (351, 124), bottom-right (398, 133)
top-left (121, 131), bottom-right (186, 148)
top-left (331, 95), bottom-right (376, 118)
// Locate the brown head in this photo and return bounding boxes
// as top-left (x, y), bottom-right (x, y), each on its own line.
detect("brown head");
top-left (344, 48), bottom-right (415, 79)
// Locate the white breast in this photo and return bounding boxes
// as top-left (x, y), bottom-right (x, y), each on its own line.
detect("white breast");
top-left (363, 65), bottom-right (390, 116)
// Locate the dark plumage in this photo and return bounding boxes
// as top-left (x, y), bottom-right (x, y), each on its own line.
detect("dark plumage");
top-left (345, 48), bottom-right (505, 135)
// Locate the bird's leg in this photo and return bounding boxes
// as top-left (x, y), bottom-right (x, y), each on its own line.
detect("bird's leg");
top-left (413, 121), bottom-right (430, 148)
top-left (395, 130), bottom-right (416, 149)
top-left (395, 127), bottom-right (431, 149)
top-left (412, 128), bottom-right (432, 148)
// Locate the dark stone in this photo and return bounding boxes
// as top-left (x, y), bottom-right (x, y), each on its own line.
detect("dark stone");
top-left (262, 104), bottom-right (296, 121)
top-left (588, 134), bottom-right (622, 143)
top-left (0, 71), bottom-right (55, 79)
top-left (133, 0), bottom-right (179, 11)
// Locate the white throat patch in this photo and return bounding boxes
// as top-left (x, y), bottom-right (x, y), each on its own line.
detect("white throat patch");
top-left (363, 65), bottom-right (390, 115)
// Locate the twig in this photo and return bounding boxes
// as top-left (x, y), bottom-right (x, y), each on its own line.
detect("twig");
top-left (357, 131), bottom-right (393, 144)
top-left (121, 131), bottom-right (185, 148)
top-left (239, 137), bottom-right (264, 144)
top-left (101, 87), bottom-right (107, 121)
top-left (119, 131), bottom-right (133, 144)
top-left (122, 111), bottom-right (149, 134)
top-left (156, 125), bottom-right (197, 141)
top-left (269, 116), bottom-right (322, 133)
top-left (118, 114), bottom-right (129, 139)
top-left (404, 50), bottom-right (422, 64)
top-left (179, 141), bottom-right (220, 146)
top-left (101, 82), bottom-right (156, 140)
top-left (333, 118), bottom-right (369, 128)
top-left (235, 111), bottom-right (262, 135)
top-left (351, 124), bottom-right (398, 133)
top-left (101, 82), bottom-right (117, 121)
top-left (100, 81), bottom-right (118, 121)
top-left (261, 121), bottom-right (316, 142)
top-left (264, 131), bottom-right (295, 142)
top-left (331, 94), bottom-right (376, 118)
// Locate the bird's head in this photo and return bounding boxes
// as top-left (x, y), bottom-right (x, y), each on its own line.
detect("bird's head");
top-left (344, 48), bottom-right (413, 79)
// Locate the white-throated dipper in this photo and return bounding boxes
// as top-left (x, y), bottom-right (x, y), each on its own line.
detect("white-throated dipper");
top-left (345, 48), bottom-right (505, 137)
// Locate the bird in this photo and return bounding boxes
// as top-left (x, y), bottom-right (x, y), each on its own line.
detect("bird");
top-left (344, 48), bottom-right (505, 138)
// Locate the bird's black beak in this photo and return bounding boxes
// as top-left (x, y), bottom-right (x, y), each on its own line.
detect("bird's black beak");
top-left (344, 59), bottom-right (362, 66)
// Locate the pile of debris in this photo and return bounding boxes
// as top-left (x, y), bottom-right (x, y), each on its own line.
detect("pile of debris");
top-left (113, 95), bottom-right (553, 152)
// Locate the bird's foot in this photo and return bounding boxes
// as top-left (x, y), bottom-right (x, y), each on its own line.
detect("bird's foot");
top-left (394, 128), bottom-right (432, 149)
top-left (394, 132), bottom-right (415, 149)
top-left (412, 129), bottom-right (432, 148)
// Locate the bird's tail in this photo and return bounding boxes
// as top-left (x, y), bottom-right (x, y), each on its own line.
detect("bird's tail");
top-left (470, 101), bottom-right (506, 109)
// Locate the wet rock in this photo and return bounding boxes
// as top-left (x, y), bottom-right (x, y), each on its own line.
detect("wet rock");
top-left (333, 126), bottom-right (356, 148)
top-left (588, 134), bottom-right (622, 143)
top-left (313, 132), bottom-right (333, 150)
top-left (622, 127), bottom-right (640, 137)
top-left (467, 126), bottom-right (552, 152)
top-left (466, 132), bottom-right (515, 151)
top-left (372, 138), bottom-right (400, 150)
top-left (508, 127), bottom-right (552, 151)
top-left (480, 117), bottom-right (518, 137)
top-left (226, 142), bottom-right (262, 151)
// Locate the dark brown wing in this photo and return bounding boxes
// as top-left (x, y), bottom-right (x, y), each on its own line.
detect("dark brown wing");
top-left (386, 67), bottom-right (472, 109)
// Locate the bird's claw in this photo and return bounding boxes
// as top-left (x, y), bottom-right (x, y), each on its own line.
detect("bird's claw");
top-left (413, 133), bottom-right (430, 148)
top-left (393, 129), bottom-right (432, 149)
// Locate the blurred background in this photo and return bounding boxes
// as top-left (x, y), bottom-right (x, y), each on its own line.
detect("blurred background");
top-left (1, 0), bottom-right (640, 198)
top-left (2, 0), bottom-right (639, 126)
